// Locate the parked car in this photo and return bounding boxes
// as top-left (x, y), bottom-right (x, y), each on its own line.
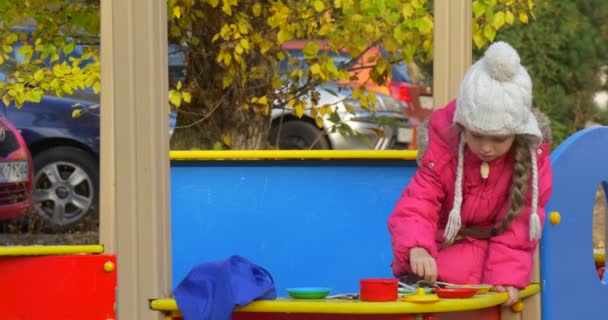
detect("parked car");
top-left (269, 82), bottom-right (413, 150)
top-left (0, 115), bottom-right (33, 221)
top-left (268, 40), bottom-right (431, 150)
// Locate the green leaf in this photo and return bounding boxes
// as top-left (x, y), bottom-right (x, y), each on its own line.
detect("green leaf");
top-left (63, 42), bottom-right (75, 55)
top-left (212, 141), bottom-right (223, 150)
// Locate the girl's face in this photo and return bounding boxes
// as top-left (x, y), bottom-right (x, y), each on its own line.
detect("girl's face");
top-left (463, 128), bottom-right (515, 162)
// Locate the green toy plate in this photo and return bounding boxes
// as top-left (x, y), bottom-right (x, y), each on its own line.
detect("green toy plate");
top-left (286, 287), bottom-right (332, 299)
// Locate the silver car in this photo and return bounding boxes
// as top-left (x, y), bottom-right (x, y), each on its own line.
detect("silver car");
top-left (269, 83), bottom-right (413, 150)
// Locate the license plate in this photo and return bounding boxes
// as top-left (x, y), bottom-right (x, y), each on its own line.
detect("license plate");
top-left (0, 161), bottom-right (28, 183)
top-left (397, 127), bottom-right (413, 143)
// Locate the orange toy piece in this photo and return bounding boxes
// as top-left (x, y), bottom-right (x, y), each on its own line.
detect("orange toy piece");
top-left (511, 301), bottom-right (525, 313)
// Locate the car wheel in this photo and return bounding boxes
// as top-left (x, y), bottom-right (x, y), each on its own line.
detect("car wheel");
top-left (31, 146), bottom-right (99, 229)
top-left (269, 121), bottom-right (330, 150)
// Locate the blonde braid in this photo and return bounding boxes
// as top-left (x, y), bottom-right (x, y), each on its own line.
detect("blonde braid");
top-left (456, 135), bottom-right (540, 239)
top-left (497, 136), bottom-right (531, 233)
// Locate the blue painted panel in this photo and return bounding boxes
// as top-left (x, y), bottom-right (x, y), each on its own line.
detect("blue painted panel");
top-left (542, 127), bottom-right (608, 319)
top-left (170, 160), bottom-right (416, 295)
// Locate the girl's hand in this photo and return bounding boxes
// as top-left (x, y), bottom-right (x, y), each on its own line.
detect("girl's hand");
top-left (493, 285), bottom-right (520, 306)
top-left (409, 247), bottom-right (437, 283)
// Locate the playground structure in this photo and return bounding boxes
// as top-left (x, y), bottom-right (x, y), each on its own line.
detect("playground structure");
top-left (0, 126), bottom-right (607, 320)
top-left (0, 1), bottom-right (606, 319)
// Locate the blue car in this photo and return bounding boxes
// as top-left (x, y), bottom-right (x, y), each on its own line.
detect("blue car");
top-left (0, 27), bottom-right (185, 228)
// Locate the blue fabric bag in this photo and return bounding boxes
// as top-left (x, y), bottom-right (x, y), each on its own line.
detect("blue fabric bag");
top-left (174, 255), bottom-right (276, 320)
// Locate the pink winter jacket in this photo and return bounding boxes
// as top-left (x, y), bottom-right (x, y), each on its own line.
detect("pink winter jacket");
top-left (388, 100), bottom-right (552, 288)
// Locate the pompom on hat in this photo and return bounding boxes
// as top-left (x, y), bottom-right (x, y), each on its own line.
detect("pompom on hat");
top-left (444, 41), bottom-right (544, 243)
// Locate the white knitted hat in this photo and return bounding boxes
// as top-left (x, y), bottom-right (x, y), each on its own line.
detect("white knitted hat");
top-left (444, 41), bottom-right (543, 243)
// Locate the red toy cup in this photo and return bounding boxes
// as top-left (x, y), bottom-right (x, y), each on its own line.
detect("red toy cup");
top-left (359, 278), bottom-right (398, 301)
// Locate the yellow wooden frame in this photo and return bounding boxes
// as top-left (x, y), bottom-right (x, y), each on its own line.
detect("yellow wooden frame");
top-left (0, 245), bottom-right (104, 256)
top-left (170, 150), bottom-right (418, 161)
top-left (150, 284), bottom-right (539, 315)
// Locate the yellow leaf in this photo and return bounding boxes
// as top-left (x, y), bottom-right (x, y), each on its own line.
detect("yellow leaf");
top-left (318, 104), bottom-right (329, 116)
top-left (272, 75), bottom-right (282, 89)
top-left (519, 12), bottom-right (528, 24)
top-left (368, 92), bottom-right (377, 107)
top-left (295, 102), bottom-right (305, 118)
top-left (223, 52), bottom-right (232, 66)
top-left (402, 4), bottom-right (414, 18)
top-left (315, 116), bottom-right (324, 128)
top-left (313, 0), bottom-right (324, 12)
top-left (310, 64), bottom-right (321, 75)
top-left (222, 135), bottom-right (232, 146)
top-left (176, 80), bottom-right (182, 90)
top-left (483, 25), bottom-right (496, 42)
top-left (222, 3), bottom-right (232, 15)
top-left (473, 33), bottom-right (486, 49)
top-left (505, 11), bottom-right (515, 25)
top-left (182, 92), bottom-right (192, 103)
top-left (492, 11), bottom-right (505, 29)
top-left (2, 94), bottom-right (10, 106)
top-left (93, 82), bottom-right (101, 94)
top-left (240, 39), bottom-right (250, 50)
top-left (352, 87), bottom-right (363, 99)
top-left (344, 103), bottom-right (355, 114)
top-left (72, 109), bottom-right (82, 118)
top-left (170, 91), bottom-right (181, 107)
top-left (277, 29), bottom-right (293, 43)
top-left (34, 69), bottom-right (44, 81)
top-left (258, 96), bottom-right (268, 105)
top-left (472, 1), bottom-right (485, 18)
top-left (173, 6), bottom-right (181, 19)
top-left (252, 3), bottom-right (261, 16)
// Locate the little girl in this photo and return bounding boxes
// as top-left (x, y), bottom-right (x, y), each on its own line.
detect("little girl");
top-left (388, 41), bottom-right (552, 306)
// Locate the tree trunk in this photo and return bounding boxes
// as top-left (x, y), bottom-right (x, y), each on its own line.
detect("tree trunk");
top-left (169, 2), bottom-right (272, 151)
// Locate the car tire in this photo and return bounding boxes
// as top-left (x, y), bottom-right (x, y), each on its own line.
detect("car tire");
top-left (31, 146), bottom-right (99, 230)
top-left (269, 121), bottom-right (330, 150)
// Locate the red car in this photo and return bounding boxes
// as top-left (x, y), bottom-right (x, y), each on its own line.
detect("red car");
top-left (0, 115), bottom-right (32, 220)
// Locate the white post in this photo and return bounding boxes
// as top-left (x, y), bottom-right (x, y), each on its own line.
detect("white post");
top-left (100, 0), bottom-right (172, 318)
top-left (433, 0), bottom-right (472, 109)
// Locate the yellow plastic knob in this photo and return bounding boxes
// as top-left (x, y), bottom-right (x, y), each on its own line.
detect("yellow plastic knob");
top-left (550, 211), bottom-right (561, 225)
top-left (104, 261), bottom-right (115, 273)
top-left (511, 301), bottom-right (525, 313)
